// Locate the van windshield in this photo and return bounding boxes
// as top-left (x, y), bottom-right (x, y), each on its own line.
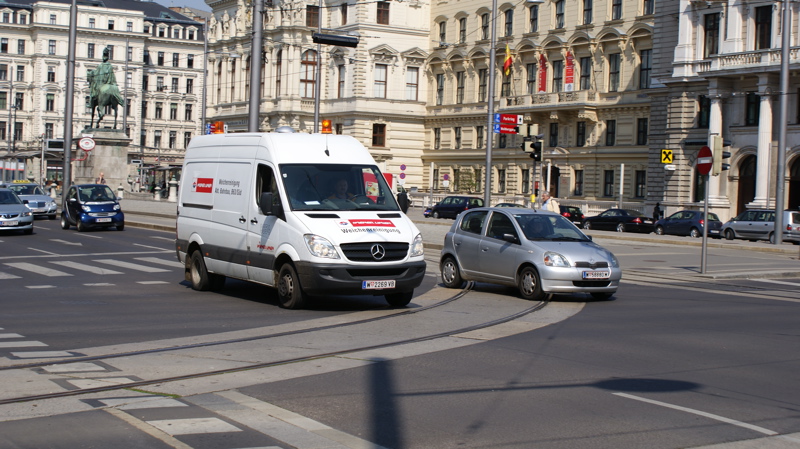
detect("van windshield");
top-left (280, 164), bottom-right (401, 212)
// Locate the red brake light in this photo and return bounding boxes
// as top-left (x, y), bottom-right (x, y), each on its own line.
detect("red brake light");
top-left (699, 219), bottom-right (704, 226)
top-left (788, 225), bottom-right (793, 231)
top-left (562, 212), bottom-right (569, 217)
top-left (632, 217), bottom-right (642, 224)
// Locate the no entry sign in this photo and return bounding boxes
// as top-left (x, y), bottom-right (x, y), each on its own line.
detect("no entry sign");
top-left (697, 146), bottom-right (712, 175)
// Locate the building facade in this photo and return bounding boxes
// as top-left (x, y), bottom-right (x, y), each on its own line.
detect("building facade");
top-left (650, 0), bottom-right (800, 221)
top-left (0, 0), bottom-right (204, 185)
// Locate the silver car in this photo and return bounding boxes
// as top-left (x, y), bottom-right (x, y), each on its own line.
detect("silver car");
top-left (0, 188), bottom-right (34, 234)
top-left (440, 207), bottom-right (622, 301)
top-left (0, 181), bottom-right (57, 219)
top-left (721, 209), bottom-right (776, 243)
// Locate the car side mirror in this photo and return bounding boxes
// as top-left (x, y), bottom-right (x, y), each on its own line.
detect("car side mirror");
top-left (502, 233), bottom-right (519, 244)
top-left (68, 198), bottom-right (76, 203)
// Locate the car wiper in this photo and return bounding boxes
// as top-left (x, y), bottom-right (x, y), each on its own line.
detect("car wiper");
top-left (549, 236), bottom-right (587, 241)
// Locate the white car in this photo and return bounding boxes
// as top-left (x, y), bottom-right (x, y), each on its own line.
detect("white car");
top-left (0, 188), bottom-right (34, 234)
top-left (0, 181), bottom-right (57, 219)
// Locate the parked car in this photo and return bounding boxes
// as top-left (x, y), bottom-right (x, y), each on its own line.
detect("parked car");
top-left (496, 203), bottom-right (526, 208)
top-left (0, 181), bottom-right (57, 219)
top-left (0, 188), bottom-right (34, 234)
top-left (581, 208), bottom-right (654, 233)
top-left (60, 184), bottom-right (125, 231)
top-left (559, 205), bottom-right (585, 224)
top-left (429, 196), bottom-right (484, 219)
top-left (721, 209), bottom-right (800, 244)
top-left (440, 207), bottom-right (621, 301)
top-left (783, 210), bottom-right (800, 245)
top-left (423, 206), bottom-right (432, 218)
top-left (654, 210), bottom-right (722, 238)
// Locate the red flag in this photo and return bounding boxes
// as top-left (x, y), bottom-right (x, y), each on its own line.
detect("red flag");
top-left (503, 44), bottom-right (512, 76)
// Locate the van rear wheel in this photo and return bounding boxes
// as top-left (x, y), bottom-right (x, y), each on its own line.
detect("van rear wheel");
top-left (189, 251), bottom-right (213, 291)
top-left (277, 264), bottom-right (307, 309)
top-left (385, 291), bottom-right (413, 307)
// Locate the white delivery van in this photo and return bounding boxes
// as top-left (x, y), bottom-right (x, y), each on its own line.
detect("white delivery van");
top-left (175, 129), bottom-right (426, 309)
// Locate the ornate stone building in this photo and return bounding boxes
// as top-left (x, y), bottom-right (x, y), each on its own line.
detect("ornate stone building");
top-left (205, 0), bottom-right (431, 188)
top-left (649, 0), bottom-right (800, 220)
top-left (0, 0), bottom-right (204, 184)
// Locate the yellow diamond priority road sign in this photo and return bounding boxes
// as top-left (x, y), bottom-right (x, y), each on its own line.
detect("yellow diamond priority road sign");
top-left (661, 149), bottom-right (673, 164)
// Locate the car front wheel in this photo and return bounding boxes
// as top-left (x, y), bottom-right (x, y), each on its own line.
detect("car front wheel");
top-left (655, 225), bottom-right (665, 235)
top-left (725, 229), bottom-right (735, 240)
top-left (432, 210), bottom-right (441, 219)
top-left (441, 257), bottom-right (464, 289)
top-left (518, 266), bottom-right (545, 301)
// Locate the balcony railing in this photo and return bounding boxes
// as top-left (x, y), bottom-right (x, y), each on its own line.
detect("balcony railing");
top-left (699, 47), bottom-right (800, 73)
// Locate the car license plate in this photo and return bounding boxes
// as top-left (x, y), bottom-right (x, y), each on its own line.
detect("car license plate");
top-left (96, 217), bottom-right (112, 223)
top-left (1, 221), bottom-right (19, 226)
top-left (582, 270), bottom-right (610, 279)
top-left (362, 280), bottom-right (396, 290)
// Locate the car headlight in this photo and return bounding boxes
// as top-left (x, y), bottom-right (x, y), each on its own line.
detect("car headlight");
top-left (543, 251), bottom-right (570, 267)
top-left (113, 204), bottom-right (120, 211)
top-left (609, 253), bottom-right (620, 268)
top-left (304, 234), bottom-right (340, 259)
top-left (410, 233), bottom-right (424, 257)
top-left (46, 201), bottom-right (55, 207)
top-left (81, 205), bottom-right (91, 212)
top-left (21, 210), bottom-right (32, 217)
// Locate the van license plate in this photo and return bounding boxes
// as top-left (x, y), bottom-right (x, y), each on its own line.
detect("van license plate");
top-left (96, 218), bottom-right (112, 223)
top-left (362, 280), bottom-right (396, 290)
top-left (582, 271), bottom-right (610, 279)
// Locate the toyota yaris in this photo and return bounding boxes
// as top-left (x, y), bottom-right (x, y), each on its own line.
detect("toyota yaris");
top-left (440, 207), bottom-right (621, 301)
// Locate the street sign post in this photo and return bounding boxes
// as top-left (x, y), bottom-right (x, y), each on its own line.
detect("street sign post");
top-left (78, 137), bottom-right (95, 152)
top-left (697, 145), bottom-right (713, 273)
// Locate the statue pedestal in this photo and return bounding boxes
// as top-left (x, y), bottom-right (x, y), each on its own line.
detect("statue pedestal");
top-left (73, 129), bottom-right (131, 189)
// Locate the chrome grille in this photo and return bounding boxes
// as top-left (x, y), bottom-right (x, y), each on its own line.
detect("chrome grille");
top-left (575, 261), bottom-right (609, 269)
top-left (340, 242), bottom-right (409, 262)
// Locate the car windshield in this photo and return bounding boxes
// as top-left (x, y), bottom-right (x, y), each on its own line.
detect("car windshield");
top-left (7, 184), bottom-right (44, 195)
top-left (78, 186), bottom-right (116, 202)
top-left (280, 163), bottom-right (400, 211)
top-left (0, 190), bottom-right (22, 204)
top-left (513, 213), bottom-right (590, 241)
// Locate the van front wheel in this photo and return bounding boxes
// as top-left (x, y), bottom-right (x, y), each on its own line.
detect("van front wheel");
top-left (277, 264), bottom-right (307, 309)
top-left (385, 291), bottom-right (413, 307)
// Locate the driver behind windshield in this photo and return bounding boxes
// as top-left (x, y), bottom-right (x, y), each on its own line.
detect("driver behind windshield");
top-left (327, 177), bottom-right (355, 201)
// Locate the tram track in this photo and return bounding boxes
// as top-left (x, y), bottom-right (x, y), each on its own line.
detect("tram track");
top-left (0, 283), bottom-right (550, 406)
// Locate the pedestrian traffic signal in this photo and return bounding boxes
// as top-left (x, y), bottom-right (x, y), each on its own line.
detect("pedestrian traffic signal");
top-left (711, 135), bottom-right (731, 175)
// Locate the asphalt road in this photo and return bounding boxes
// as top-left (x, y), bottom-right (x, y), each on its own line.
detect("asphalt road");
top-left (0, 220), bottom-right (799, 449)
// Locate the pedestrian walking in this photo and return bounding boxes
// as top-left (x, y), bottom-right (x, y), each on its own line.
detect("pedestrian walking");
top-left (653, 202), bottom-right (662, 221)
top-left (541, 190), bottom-right (560, 213)
top-left (397, 188), bottom-right (410, 213)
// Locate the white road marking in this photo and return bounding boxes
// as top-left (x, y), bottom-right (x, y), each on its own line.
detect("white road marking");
top-left (136, 281), bottom-right (169, 285)
top-left (0, 272), bottom-right (20, 280)
top-left (83, 283), bottom-right (116, 286)
top-left (150, 236), bottom-right (175, 241)
top-left (613, 393), bottom-right (778, 435)
top-left (4, 262), bottom-right (71, 277)
top-left (28, 248), bottom-right (59, 255)
top-left (133, 243), bottom-right (172, 251)
top-left (0, 341), bottom-right (48, 348)
top-left (146, 418), bottom-right (242, 436)
top-left (93, 259), bottom-right (169, 273)
top-left (26, 285), bottom-right (56, 289)
top-left (0, 333), bottom-right (24, 339)
top-left (50, 260), bottom-right (124, 275)
top-left (42, 362), bottom-right (108, 373)
top-left (50, 239), bottom-right (82, 246)
top-left (11, 351), bottom-right (74, 358)
top-left (134, 257), bottom-right (183, 268)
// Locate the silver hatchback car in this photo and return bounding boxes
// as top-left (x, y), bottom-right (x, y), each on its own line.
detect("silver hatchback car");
top-left (440, 207), bottom-right (622, 301)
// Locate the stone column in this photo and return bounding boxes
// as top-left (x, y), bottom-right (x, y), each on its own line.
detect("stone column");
top-left (751, 86), bottom-right (774, 208)
top-left (673, 0), bottom-right (697, 78)
top-left (722, 0), bottom-right (745, 54)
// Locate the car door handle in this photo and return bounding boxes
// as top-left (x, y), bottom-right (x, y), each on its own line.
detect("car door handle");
top-left (250, 218), bottom-right (258, 224)
top-left (239, 216), bottom-right (246, 223)
top-left (481, 246), bottom-right (489, 252)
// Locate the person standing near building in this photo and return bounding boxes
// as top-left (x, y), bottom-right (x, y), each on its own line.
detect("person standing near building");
top-left (95, 172), bottom-right (107, 184)
top-left (541, 190), bottom-right (559, 213)
top-left (653, 202), bottom-right (662, 221)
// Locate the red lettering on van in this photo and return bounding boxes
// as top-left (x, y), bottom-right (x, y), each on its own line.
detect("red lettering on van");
top-left (193, 177), bottom-right (214, 193)
top-left (349, 219), bottom-right (395, 227)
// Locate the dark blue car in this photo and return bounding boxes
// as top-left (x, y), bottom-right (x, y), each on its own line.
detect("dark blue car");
top-left (654, 210), bottom-right (721, 238)
top-left (61, 184), bottom-right (125, 231)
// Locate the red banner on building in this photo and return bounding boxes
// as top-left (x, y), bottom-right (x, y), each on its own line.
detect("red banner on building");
top-left (565, 51), bottom-right (575, 92)
top-left (537, 54), bottom-right (547, 93)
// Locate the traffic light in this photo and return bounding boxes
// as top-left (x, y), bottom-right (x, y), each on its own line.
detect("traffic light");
top-left (711, 135), bottom-right (731, 175)
top-left (530, 141), bottom-right (542, 161)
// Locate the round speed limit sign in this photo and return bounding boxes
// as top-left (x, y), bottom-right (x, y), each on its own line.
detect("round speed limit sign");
top-left (78, 137), bottom-right (96, 151)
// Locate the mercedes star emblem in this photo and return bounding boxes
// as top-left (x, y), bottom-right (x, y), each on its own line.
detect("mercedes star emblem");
top-left (370, 244), bottom-right (386, 260)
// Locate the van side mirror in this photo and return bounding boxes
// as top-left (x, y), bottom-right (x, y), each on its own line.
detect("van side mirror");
top-left (259, 192), bottom-right (284, 217)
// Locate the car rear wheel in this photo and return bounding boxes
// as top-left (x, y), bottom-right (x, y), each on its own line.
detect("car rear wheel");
top-left (432, 210), bottom-right (441, 219)
top-left (690, 227), bottom-right (700, 238)
top-left (385, 291), bottom-right (413, 307)
top-left (725, 229), bottom-right (735, 240)
top-left (518, 266), bottom-right (545, 301)
top-left (60, 214), bottom-right (70, 230)
top-left (655, 225), bottom-right (665, 236)
top-left (768, 232), bottom-right (775, 244)
top-left (616, 223), bottom-right (625, 233)
top-left (441, 257), bottom-right (464, 289)
top-left (277, 263), bottom-right (307, 309)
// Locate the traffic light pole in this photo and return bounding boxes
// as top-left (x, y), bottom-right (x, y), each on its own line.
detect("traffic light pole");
top-left (701, 173), bottom-right (709, 274)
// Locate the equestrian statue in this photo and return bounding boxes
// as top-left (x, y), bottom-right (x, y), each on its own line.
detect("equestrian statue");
top-left (87, 46), bottom-right (125, 129)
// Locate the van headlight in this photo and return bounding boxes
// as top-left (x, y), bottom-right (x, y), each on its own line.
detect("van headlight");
top-left (304, 234), bottom-right (340, 259)
top-left (543, 251), bottom-right (570, 267)
top-left (410, 233), bottom-right (424, 257)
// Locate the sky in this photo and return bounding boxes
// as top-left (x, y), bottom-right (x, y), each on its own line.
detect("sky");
top-left (152, 0), bottom-right (211, 14)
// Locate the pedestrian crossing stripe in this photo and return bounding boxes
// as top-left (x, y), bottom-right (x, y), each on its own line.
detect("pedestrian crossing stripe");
top-left (4, 262), bottom-right (71, 277)
top-left (94, 259), bottom-right (170, 273)
top-left (0, 341), bottom-right (48, 348)
top-left (50, 261), bottom-right (123, 275)
top-left (661, 149), bottom-right (673, 163)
